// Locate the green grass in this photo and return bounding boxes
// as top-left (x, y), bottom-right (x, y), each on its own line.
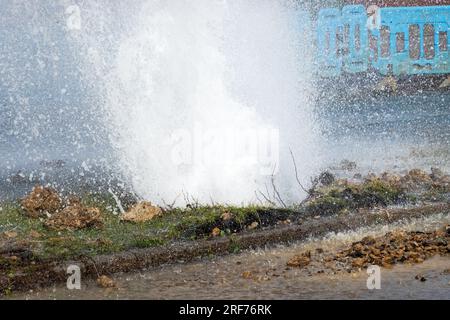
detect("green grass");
top-left (0, 196), bottom-right (277, 261)
top-left (1, 171), bottom-right (448, 262)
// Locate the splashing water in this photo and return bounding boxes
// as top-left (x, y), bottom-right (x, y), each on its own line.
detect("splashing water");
top-left (0, 1), bottom-right (320, 205)
top-left (74, 0), bottom-right (320, 205)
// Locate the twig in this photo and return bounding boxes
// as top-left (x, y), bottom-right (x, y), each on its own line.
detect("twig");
top-left (257, 190), bottom-right (276, 206)
top-left (270, 166), bottom-right (287, 208)
top-left (162, 194), bottom-right (179, 210)
top-left (289, 148), bottom-right (309, 194)
top-left (254, 191), bottom-right (264, 206)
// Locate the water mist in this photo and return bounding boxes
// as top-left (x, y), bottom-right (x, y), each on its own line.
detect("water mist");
top-left (74, 0), bottom-right (320, 206)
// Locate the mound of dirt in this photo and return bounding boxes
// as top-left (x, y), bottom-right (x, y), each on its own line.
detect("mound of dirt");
top-left (44, 204), bottom-right (103, 231)
top-left (21, 186), bottom-right (63, 218)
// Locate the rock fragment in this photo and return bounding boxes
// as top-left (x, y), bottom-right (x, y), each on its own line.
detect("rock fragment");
top-left (287, 251), bottom-right (311, 268)
top-left (120, 201), bottom-right (162, 223)
top-left (97, 275), bottom-right (116, 288)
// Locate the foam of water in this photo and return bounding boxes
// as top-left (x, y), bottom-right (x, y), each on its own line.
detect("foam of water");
top-left (71, 0), bottom-right (320, 205)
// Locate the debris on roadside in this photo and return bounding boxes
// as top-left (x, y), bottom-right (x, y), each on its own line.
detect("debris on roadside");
top-left (21, 186), bottom-right (63, 218)
top-left (96, 275), bottom-right (116, 288)
top-left (287, 227), bottom-right (450, 273)
top-left (44, 204), bottom-right (103, 231)
top-left (120, 201), bottom-right (162, 223)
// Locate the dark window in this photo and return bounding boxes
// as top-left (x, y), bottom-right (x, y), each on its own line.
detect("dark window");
top-left (409, 24), bottom-right (420, 60)
top-left (355, 24), bottom-right (361, 51)
top-left (341, 24), bottom-right (349, 56)
top-left (423, 24), bottom-right (435, 60)
top-left (369, 34), bottom-right (378, 62)
top-left (325, 32), bottom-right (330, 54)
top-left (336, 26), bottom-right (346, 56)
top-left (396, 32), bottom-right (405, 53)
top-left (381, 26), bottom-right (390, 57)
top-left (439, 31), bottom-right (448, 52)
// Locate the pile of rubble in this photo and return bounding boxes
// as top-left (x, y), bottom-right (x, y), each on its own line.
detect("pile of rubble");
top-left (287, 225), bottom-right (450, 273)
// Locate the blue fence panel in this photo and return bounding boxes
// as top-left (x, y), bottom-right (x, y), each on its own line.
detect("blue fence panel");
top-left (374, 6), bottom-right (450, 75)
top-left (316, 5), bottom-right (450, 77)
top-left (317, 8), bottom-right (343, 77)
top-left (342, 5), bottom-right (369, 73)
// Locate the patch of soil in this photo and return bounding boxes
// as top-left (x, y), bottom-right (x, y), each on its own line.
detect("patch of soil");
top-left (21, 186), bottom-right (63, 218)
top-left (44, 204), bottom-right (103, 231)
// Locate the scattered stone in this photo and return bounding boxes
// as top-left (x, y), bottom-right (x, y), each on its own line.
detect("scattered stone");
top-left (439, 75), bottom-right (450, 88)
top-left (29, 230), bottom-right (41, 239)
top-left (248, 222), bottom-right (259, 230)
top-left (287, 251), bottom-right (311, 268)
top-left (375, 75), bottom-right (397, 93)
top-left (318, 171), bottom-right (335, 186)
top-left (415, 274), bottom-right (427, 282)
top-left (353, 173), bottom-right (362, 179)
top-left (44, 204), bottom-right (103, 231)
top-left (96, 275), bottom-right (116, 288)
top-left (220, 212), bottom-right (233, 221)
top-left (381, 172), bottom-right (402, 188)
top-left (402, 169), bottom-right (432, 189)
top-left (3, 231), bottom-right (18, 239)
top-left (364, 173), bottom-right (377, 182)
top-left (9, 171), bottom-right (27, 184)
top-left (339, 160), bottom-right (357, 171)
top-left (40, 159), bottom-right (66, 169)
top-left (430, 167), bottom-right (445, 181)
top-left (120, 201), bottom-right (162, 223)
top-left (287, 226), bottom-right (450, 273)
top-left (21, 186), bottom-right (63, 218)
top-left (211, 227), bottom-right (221, 237)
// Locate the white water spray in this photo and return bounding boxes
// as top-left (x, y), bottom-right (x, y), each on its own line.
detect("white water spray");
top-left (75, 0), bottom-right (320, 205)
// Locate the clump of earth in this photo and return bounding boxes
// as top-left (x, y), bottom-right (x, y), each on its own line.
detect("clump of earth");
top-left (19, 186), bottom-right (162, 231)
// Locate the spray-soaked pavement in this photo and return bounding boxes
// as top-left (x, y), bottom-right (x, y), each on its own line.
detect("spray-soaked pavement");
top-left (319, 91), bottom-right (450, 175)
top-left (11, 213), bottom-right (450, 300)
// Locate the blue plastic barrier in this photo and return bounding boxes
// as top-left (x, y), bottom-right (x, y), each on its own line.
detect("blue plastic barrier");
top-left (373, 6), bottom-right (449, 75)
top-left (317, 5), bottom-right (369, 76)
top-left (342, 5), bottom-right (369, 74)
top-left (315, 5), bottom-right (450, 76)
top-left (317, 8), bottom-right (343, 77)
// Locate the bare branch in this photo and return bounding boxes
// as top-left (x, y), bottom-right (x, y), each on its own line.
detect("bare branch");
top-left (257, 189), bottom-right (276, 206)
top-left (270, 165), bottom-right (287, 208)
top-left (161, 194), bottom-right (179, 210)
top-left (289, 148), bottom-right (309, 194)
top-left (254, 191), bottom-right (264, 206)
